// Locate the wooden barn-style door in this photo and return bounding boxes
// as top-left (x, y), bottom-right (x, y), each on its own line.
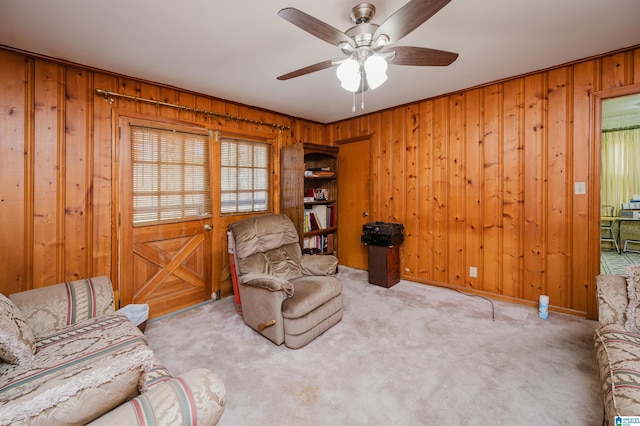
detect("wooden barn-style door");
top-left (117, 117), bottom-right (214, 319)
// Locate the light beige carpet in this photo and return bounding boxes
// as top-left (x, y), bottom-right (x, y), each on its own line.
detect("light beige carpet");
top-left (144, 266), bottom-right (602, 426)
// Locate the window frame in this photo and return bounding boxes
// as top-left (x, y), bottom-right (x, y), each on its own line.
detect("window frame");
top-left (124, 118), bottom-right (214, 227)
top-left (218, 132), bottom-right (274, 216)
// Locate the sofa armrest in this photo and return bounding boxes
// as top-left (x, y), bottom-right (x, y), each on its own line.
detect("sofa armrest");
top-left (300, 254), bottom-right (338, 276)
top-left (88, 368), bottom-right (226, 425)
top-left (9, 276), bottom-right (116, 338)
top-left (596, 274), bottom-right (629, 327)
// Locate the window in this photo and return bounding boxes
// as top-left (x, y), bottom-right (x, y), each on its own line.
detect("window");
top-left (131, 125), bottom-right (211, 225)
top-left (220, 137), bottom-right (271, 214)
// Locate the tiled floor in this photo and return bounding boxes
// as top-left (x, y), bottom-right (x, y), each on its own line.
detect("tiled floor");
top-left (601, 249), bottom-right (640, 275)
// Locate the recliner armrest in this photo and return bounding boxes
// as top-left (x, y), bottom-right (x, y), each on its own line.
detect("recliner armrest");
top-left (240, 273), bottom-right (294, 296)
top-left (300, 255), bottom-right (338, 276)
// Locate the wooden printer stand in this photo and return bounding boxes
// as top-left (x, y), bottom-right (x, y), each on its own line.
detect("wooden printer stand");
top-left (367, 244), bottom-right (400, 288)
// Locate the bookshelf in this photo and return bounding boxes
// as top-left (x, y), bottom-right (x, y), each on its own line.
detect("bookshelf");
top-left (281, 142), bottom-right (338, 256)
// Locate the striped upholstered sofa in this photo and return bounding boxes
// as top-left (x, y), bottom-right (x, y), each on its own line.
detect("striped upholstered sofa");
top-left (0, 277), bottom-right (225, 425)
top-left (595, 266), bottom-right (640, 425)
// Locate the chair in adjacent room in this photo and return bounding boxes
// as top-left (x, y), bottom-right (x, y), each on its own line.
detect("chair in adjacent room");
top-left (601, 205), bottom-right (620, 253)
top-left (227, 214), bottom-right (343, 349)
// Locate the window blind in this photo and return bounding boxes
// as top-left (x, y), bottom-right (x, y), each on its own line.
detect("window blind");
top-left (131, 125), bottom-right (211, 225)
top-left (220, 137), bottom-right (270, 214)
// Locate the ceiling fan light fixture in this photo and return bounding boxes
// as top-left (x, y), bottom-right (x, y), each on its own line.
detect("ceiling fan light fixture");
top-left (337, 58), bottom-right (361, 92)
top-left (364, 55), bottom-right (388, 90)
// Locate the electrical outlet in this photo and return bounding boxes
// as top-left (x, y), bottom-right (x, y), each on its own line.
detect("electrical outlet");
top-left (469, 266), bottom-right (478, 278)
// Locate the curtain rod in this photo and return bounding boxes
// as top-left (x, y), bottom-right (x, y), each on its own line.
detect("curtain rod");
top-left (95, 89), bottom-right (290, 131)
top-left (603, 124), bottom-right (640, 133)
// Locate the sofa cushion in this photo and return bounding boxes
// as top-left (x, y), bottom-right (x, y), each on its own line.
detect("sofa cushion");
top-left (282, 275), bottom-right (342, 319)
top-left (0, 314), bottom-right (154, 425)
top-left (625, 264), bottom-right (640, 332)
top-left (9, 276), bottom-right (115, 338)
top-left (0, 293), bottom-right (36, 365)
top-left (594, 324), bottom-right (640, 421)
top-left (229, 214), bottom-right (300, 259)
top-left (238, 244), bottom-right (303, 281)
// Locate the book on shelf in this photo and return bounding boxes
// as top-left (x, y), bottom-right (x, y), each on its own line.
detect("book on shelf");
top-left (304, 209), bottom-right (323, 231)
top-left (303, 209), bottom-right (310, 232)
top-left (303, 205), bottom-right (335, 232)
top-left (305, 167), bottom-right (334, 178)
top-left (325, 233), bottom-right (334, 254)
top-left (311, 205), bottom-right (327, 229)
top-left (309, 212), bottom-right (322, 230)
top-left (302, 234), bottom-right (334, 254)
top-left (314, 171), bottom-right (334, 178)
top-left (326, 205), bottom-right (335, 228)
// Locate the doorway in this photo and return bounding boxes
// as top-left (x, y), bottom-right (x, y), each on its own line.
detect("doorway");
top-left (591, 83), bottom-right (640, 318)
top-left (117, 117), bottom-right (214, 319)
top-left (599, 91), bottom-right (640, 274)
top-left (337, 137), bottom-right (371, 270)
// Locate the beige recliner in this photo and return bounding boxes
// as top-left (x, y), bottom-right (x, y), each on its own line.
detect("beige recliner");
top-left (228, 214), bottom-right (343, 349)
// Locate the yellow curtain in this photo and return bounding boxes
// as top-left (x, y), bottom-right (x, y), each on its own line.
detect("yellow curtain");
top-left (601, 128), bottom-right (640, 215)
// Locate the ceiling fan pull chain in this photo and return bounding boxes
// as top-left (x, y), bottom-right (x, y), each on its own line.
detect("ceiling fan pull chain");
top-left (352, 91), bottom-right (356, 113)
top-left (361, 73), bottom-right (365, 110)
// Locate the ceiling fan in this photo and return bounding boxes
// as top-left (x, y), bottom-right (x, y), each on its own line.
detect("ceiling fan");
top-left (277, 0), bottom-right (459, 95)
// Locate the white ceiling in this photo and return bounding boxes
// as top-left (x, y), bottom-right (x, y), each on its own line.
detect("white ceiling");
top-left (0, 0), bottom-right (639, 123)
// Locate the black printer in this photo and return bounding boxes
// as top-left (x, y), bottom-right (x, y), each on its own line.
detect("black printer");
top-left (361, 222), bottom-right (405, 246)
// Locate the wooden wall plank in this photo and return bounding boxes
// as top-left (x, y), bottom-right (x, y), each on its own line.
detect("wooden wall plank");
top-left (501, 79), bottom-right (524, 299)
top-left (522, 74), bottom-right (545, 302)
top-left (482, 84), bottom-right (502, 294)
top-left (546, 67), bottom-right (570, 307)
top-left (600, 53), bottom-right (627, 89)
top-left (92, 72), bottom-right (117, 282)
top-left (391, 107), bottom-right (405, 221)
top-left (448, 93), bottom-right (465, 287)
top-left (32, 60), bottom-right (63, 287)
top-left (380, 110), bottom-right (393, 218)
top-left (178, 92), bottom-right (196, 122)
top-left (404, 104), bottom-right (419, 277)
top-left (432, 97), bottom-right (448, 283)
top-left (417, 100), bottom-right (434, 281)
top-left (570, 61), bottom-right (595, 312)
top-left (0, 50), bottom-right (28, 294)
top-left (64, 67), bottom-right (90, 281)
top-left (464, 89), bottom-right (482, 290)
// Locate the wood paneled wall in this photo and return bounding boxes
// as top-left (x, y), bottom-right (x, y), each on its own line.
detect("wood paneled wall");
top-left (0, 47), bottom-right (325, 299)
top-left (2, 45), bottom-right (639, 319)
top-left (328, 47), bottom-right (640, 318)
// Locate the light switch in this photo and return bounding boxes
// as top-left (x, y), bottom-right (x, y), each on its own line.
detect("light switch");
top-left (574, 182), bottom-right (586, 195)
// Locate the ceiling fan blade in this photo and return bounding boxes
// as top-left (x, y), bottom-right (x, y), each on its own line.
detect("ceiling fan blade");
top-left (277, 59), bottom-right (337, 81)
top-left (373, 0), bottom-right (451, 42)
top-left (385, 46), bottom-right (458, 66)
top-left (278, 8), bottom-right (354, 47)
